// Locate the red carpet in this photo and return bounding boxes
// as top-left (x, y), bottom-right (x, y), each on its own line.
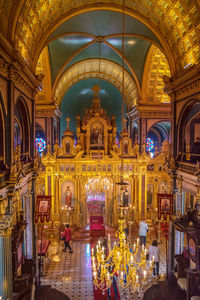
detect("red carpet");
top-left (90, 216), bottom-right (105, 237)
top-left (90, 237), bottom-right (120, 300)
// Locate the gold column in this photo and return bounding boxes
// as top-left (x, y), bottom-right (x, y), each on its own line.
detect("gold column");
top-left (0, 225), bottom-right (13, 300)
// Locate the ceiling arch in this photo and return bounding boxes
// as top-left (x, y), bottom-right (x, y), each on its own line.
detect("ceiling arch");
top-left (54, 58), bottom-right (140, 109)
top-left (6, 1), bottom-right (200, 74)
top-left (142, 45), bottom-right (171, 104)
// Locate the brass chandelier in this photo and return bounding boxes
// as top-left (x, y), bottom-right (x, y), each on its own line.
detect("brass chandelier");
top-left (92, 208), bottom-right (154, 295)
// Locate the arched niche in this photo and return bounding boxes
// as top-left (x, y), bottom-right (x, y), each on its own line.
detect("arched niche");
top-left (178, 100), bottom-right (200, 155)
top-left (15, 97), bottom-right (30, 156)
top-left (0, 91), bottom-right (6, 169)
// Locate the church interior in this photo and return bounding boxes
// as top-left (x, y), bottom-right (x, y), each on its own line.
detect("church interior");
top-left (0, 1), bottom-right (200, 299)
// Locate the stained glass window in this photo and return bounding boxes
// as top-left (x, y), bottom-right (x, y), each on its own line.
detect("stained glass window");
top-left (35, 138), bottom-right (46, 153)
top-left (116, 137), bottom-right (120, 147)
top-left (146, 138), bottom-right (154, 152)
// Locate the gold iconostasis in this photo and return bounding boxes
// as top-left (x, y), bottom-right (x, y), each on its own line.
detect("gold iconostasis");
top-left (36, 88), bottom-right (172, 228)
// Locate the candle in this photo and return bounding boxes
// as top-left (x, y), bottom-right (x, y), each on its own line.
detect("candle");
top-left (145, 248), bottom-right (147, 255)
top-left (108, 234), bottom-right (110, 241)
top-left (107, 272), bottom-right (110, 280)
top-left (102, 246), bottom-right (104, 253)
top-left (137, 238), bottom-right (139, 245)
top-left (114, 242), bottom-right (116, 247)
top-left (152, 255), bottom-right (155, 262)
top-left (121, 271), bottom-right (123, 280)
top-left (102, 254), bottom-right (104, 260)
top-left (150, 260), bottom-right (152, 267)
top-left (98, 240), bottom-right (100, 247)
top-left (144, 270), bottom-right (146, 278)
top-left (91, 248), bottom-right (94, 256)
top-left (142, 244), bottom-right (144, 251)
top-left (136, 275), bottom-right (138, 283)
top-left (131, 256), bottom-right (133, 264)
top-left (133, 243), bottom-right (136, 250)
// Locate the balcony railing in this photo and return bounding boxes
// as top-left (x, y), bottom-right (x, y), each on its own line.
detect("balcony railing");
top-left (176, 161), bottom-right (199, 174)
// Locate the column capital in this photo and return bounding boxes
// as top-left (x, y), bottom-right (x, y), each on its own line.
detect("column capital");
top-left (0, 216), bottom-right (12, 237)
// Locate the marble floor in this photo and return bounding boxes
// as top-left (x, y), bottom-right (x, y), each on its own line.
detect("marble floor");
top-left (41, 241), bottom-right (94, 300)
top-left (41, 232), bottom-right (167, 300)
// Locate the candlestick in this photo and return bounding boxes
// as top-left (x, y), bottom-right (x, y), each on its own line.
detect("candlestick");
top-left (92, 248), bottom-right (94, 256)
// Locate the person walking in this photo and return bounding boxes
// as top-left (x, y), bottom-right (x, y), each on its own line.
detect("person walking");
top-left (139, 218), bottom-right (148, 246)
top-left (148, 240), bottom-right (160, 278)
top-left (62, 224), bottom-right (73, 253)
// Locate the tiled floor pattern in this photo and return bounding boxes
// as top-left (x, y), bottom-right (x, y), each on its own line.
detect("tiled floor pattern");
top-left (41, 241), bottom-right (94, 300)
top-left (41, 231), bottom-right (167, 300)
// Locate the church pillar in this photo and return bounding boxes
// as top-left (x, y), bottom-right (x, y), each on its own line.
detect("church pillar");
top-left (167, 170), bottom-right (177, 277)
top-left (0, 225), bottom-right (13, 300)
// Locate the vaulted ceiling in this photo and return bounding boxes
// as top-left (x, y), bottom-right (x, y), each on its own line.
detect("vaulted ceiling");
top-left (1, 0), bottom-right (199, 134)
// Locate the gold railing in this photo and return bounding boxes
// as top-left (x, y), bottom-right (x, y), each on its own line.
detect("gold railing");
top-left (176, 161), bottom-right (199, 174)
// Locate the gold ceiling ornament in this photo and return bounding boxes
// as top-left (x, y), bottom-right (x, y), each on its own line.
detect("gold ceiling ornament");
top-left (142, 45), bottom-right (171, 104)
top-left (5, 0), bottom-right (199, 73)
top-left (92, 207), bottom-right (154, 295)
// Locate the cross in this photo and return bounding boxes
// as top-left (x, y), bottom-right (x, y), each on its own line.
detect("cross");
top-left (65, 117), bottom-right (70, 128)
top-left (91, 85), bottom-right (100, 97)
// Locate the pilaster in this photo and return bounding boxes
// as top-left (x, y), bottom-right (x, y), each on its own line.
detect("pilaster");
top-left (0, 217), bottom-right (13, 300)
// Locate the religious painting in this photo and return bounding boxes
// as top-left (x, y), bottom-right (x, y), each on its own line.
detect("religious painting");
top-left (88, 165), bottom-right (91, 171)
top-left (147, 184), bottom-right (154, 208)
top-left (90, 121), bottom-right (104, 146)
top-left (108, 164), bottom-right (111, 172)
top-left (71, 165), bottom-right (75, 172)
top-left (157, 194), bottom-right (173, 220)
top-left (82, 165), bottom-right (86, 171)
top-left (60, 164), bottom-right (64, 172)
top-left (102, 165), bottom-right (106, 171)
top-left (117, 181), bottom-right (131, 207)
top-left (147, 164), bottom-right (154, 171)
top-left (35, 196), bottom-right (51, 223)
top-left (123, 140), bottom-right (128, 154)
top-left (61, 181), bottom-right (75, 209)
top-left (37, 184), bottom-right (45, 195)
top-left (65, 140), bottom-right (70, 154)
top-left (66, 165), bottom-right (70, 172)
top-left (158, 181), bottom-right (168, 194)
top-left (39, 200), bottom-right (48, 213)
